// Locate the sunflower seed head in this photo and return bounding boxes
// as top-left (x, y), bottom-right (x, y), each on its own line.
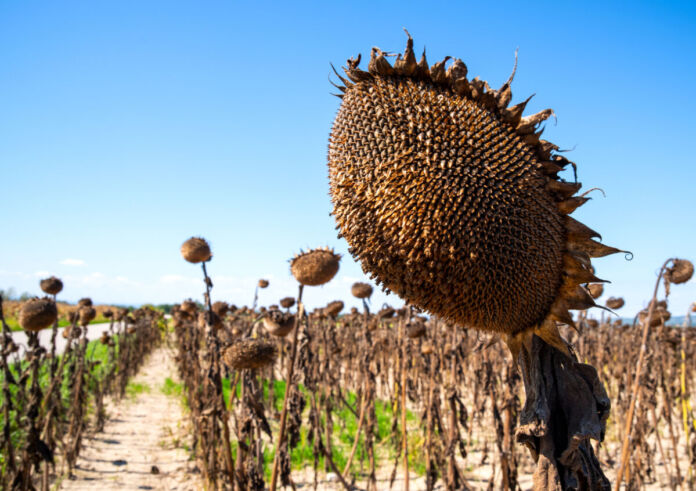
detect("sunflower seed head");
top-left (329, 34), bottom-right (624, 335)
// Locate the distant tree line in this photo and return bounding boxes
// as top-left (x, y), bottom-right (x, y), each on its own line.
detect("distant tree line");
top-left (0, 287), bottom-right (33, 301)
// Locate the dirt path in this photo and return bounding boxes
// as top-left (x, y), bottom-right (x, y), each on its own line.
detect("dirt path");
top-left (58, 346), bottom-right (202, 490)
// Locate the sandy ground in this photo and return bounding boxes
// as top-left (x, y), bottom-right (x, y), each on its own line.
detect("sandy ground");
top-left (51, 343), bottom-right (685, 490)
top-left (58, 346), bottom-right (203, 490)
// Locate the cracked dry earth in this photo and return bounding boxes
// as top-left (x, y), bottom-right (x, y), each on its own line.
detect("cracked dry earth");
top-left (59, 346), bottom-right (202, 491)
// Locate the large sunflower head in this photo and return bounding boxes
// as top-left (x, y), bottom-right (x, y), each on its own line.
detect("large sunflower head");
top-left (328, 33), bottom-right (624, 338)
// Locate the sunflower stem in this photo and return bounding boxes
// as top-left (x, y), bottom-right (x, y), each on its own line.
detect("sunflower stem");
top-left (270, 283), bottom-right (304, 491)
top-left (615, 258), bottom-right (675, 490)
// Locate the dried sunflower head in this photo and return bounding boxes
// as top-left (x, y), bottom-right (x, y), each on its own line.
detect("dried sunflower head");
top-left (40, 276), bottom-right (63, 295)
top-left (351, 282), bottom-right (373, 299)
top-left (79, 307), bottom-right (96, 327)
top-left (200, 311), bottom-right (222, 330)
top-left (19, 297), bottom-right (58, 332)
top-left (587, 284), bottom-right (604, 300)
top-left (223, 339), bottom-right (277, 370)
top-left (181, 237), bottom-right (212, 264)
top-left (78, 297), bottom-right (93, 307)
top-left (290, 247), bottom-right (341, 286)
top-left (605, 297), bottom-right (624, 310)
top-left (328, 34), bottom-right (623, 340)
top-left (181, 299), bottom-right (198, 314)
top-left (639, 305), bottom-right (671, 327)
top-left (378, 306), bottom-right (395, 319)
top-left (212, 301), bottom-right (230, 317)
top-left (263, 308), bottom-right (295, 337)
top-left (114, 308), bottom-right (127, 321)
top-left (279, 296), bottom-right (295, 309)
top-left (323, 300), bottom-right (344, 318)
top-left (406, 318), bottom-right (426, 339)
top-left (665, 259), bottom-right (693, 285)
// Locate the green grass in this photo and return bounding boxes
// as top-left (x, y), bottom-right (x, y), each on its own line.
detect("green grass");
top-left (125, 381), bottom-right (150, 398)
top-left (226, 377), bottom-right (419, 479)
top-left (0, 335), bottom-right (120, 475)
top-left (170, 371), bottom-right (425, 481)
top-left (161, 377), bottom-right (183, 397)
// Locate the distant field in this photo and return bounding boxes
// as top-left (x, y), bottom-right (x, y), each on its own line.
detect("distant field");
top-left (2, 300), bottom-right (116, 331)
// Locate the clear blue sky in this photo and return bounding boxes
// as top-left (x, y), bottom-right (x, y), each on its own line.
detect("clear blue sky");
top-left (1, 0), bottom-right (694, 317)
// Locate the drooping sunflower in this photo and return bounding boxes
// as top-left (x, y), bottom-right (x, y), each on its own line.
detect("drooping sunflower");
top-left (328, 33), bottom-right (623, 353)
top-left (327, 33), bottom-right (622, 489)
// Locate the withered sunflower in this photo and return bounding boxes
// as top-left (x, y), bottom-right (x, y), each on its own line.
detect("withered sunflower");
top-left (327, 33), bottom-right (623, 490)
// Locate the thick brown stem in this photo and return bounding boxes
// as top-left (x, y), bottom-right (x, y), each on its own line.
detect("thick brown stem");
top-left (270, 284), bottom-right (304, 491)
top-left (400, 318), bottom-right (410, 491)
top-left (425, 354), bottom-right (434, 491)
top-left (342, 391), bottom-right (367, 477)
top-left (615, 259), bottom-right (674, 490)
top-left (446, 361), bottom-right (457, 489)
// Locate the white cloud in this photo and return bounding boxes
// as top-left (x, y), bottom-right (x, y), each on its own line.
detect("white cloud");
top-left (159, 274), bottom-right (199, 285)
top-left (61, 258), bottom-right (86, 266)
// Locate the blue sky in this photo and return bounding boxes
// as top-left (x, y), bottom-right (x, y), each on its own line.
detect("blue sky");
top-left (1, 1), bottom-right (694, 317)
